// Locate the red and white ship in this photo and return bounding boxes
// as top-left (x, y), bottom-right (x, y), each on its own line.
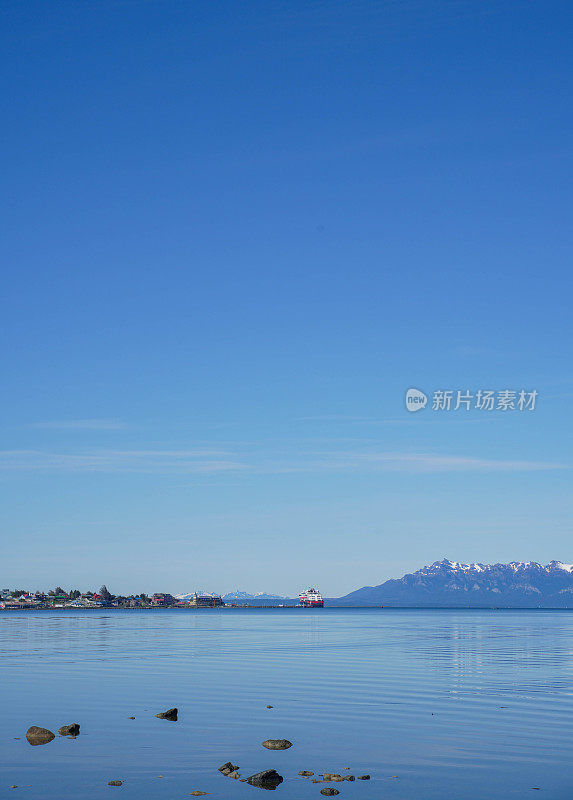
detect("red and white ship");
top-left (298, 588), bottom-right (324, 607)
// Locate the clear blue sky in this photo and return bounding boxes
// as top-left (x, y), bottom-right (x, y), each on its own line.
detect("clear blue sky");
top-left (1, 0), bottom-right (571, 596)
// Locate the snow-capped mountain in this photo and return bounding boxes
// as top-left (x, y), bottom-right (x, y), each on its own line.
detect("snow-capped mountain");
top-left (336, 559), bottom-right (573, 607)
top-left (222, 591), bottom-right (287, 601)
top-left (175, 590), bottom-right (220, 600)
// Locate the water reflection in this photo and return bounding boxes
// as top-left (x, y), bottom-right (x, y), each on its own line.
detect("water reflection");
top-left (1, 608), bottom-right (573, 799)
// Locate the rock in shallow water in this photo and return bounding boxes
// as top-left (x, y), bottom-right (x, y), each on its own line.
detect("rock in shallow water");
top-left (247, 769), bottom-right (283, 789)
top-left (59, 723), bottom-right (80, 736)
top-left (357, 775), bottom-right (370, 780)
top-left (320, 789), bottom-right (339, 796)
top-left (218, 762), bottom-right (239, 775)
top-left (108, 780), bottom-right (123, 786)
top-left (155, 708), bottom-right (178, 720)
top-left (262, 739), bottom-right (293, 750)
top-left (189, 792), bottom-right (208, 796)
top-left (299, 771), bottom-right (314, 777)
top-left (26, 726), bottom-right (55, 746)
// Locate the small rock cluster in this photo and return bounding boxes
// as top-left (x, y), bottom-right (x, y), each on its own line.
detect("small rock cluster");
top-left (219, 762), bottom-right (284, 789)
top-left (25, 723), bottom-right (80, 746)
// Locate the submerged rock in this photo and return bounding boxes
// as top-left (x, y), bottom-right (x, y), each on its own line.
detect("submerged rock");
top-left (218, 762), bottom-right (239, 776)
top-left (247, 769), bottom-right (284, 790)
top-left (26, 726), bottom-right (55, 746)
top-left (262, 739), bottom-right (293, 750)
top-left (189, 793), bottom-right (208, 796)
top-left (58, 723), bottom-right (80, 736)
top-left (320, 790), bottom-right (339, 796)
top-left (155, 708), bottom-right (178, 720)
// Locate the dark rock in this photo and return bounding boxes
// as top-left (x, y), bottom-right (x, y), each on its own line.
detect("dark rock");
top-left (344, 776), bottom-right (355, 781)
top-left (320, 790), bottom-right (339, 796)
top-left (155, 708), bottom-right (178, 720)
top-left (262, 739), bottom-right (293, 750)
top-left (26, 726), bottom-right (55, 746)
top-left (218, 762), bottom-right (239, 776)
top-left (357, 775), bottom-right (370, 780)
top-left (128, 716), bottom-right (135, 720)
top-left (247, 770), bottom-right (284, 790)
top-left (299, 771), bottom-right (314, 777)
top-left (108, 780), bottom-right (123, 786)
top-left (266, 705), bottom-right (273, 708)
top-left (59, 723), bottom-right (80, 736)
top-left (228, 771), bottom-right (241, 780)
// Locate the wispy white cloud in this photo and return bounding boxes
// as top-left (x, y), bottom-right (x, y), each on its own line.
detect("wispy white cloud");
top-left (311, 452), bottom-right (567, 473)
top-left (0, 449), bottom-right (247, 474)
top-left (0, 447), bottom-right (565, 476)
top-left (32, 419), bottom-right (126, 431)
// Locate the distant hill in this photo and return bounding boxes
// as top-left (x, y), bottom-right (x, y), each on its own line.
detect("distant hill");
top-left (332, 559), bottom-right (573, 607)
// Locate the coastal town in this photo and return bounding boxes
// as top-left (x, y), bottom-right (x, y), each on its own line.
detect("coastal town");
top-left (1, 586), bottom-right (225, 610)
top-left (0, 586), bottom-right (325, 609)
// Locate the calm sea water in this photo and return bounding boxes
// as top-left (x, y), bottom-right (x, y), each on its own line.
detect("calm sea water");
top-left (1, 608), bottom-right (572, 798)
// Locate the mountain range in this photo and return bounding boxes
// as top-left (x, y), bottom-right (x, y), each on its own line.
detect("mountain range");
top-left (331, 559), bottom-right (573, 607)
top-left (175, 591), bottom-right (286, 603)
top-left (222, 591), bottom-right (287, 602)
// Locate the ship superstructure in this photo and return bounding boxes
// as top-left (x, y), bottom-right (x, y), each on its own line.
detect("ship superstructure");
top-left (298, 587), bottom-right (324, 607)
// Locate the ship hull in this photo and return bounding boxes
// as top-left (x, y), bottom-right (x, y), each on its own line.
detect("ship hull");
top-left (299, 600), bottom-right (324, 607)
